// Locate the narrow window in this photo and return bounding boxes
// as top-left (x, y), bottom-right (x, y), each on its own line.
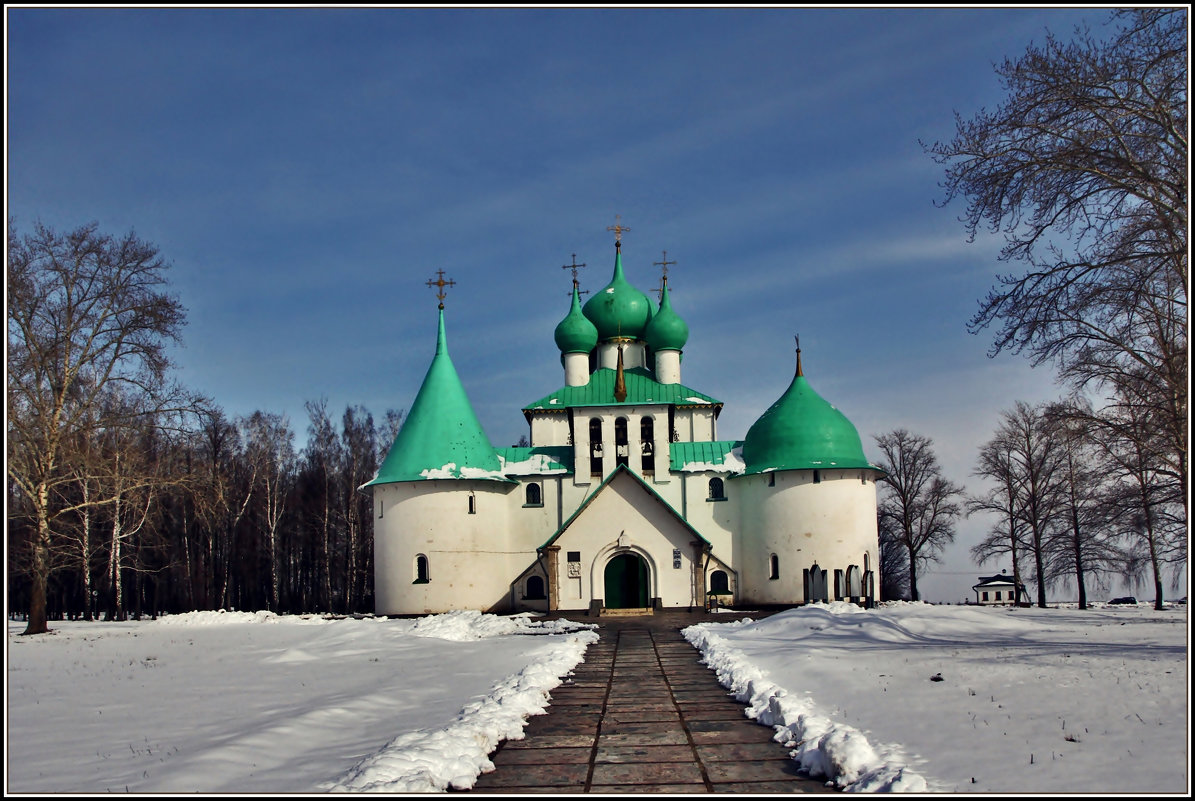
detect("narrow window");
top-left (640, 417), bottom-right (654, 473)
top-left (378, 499), bottom-right (384, 519)
top-left (589, 418), bottom-right (603, 476)
top-left (769, 553), bottom-right (779, 580)
top-left (834, 569), bottom-right (845, 601)
top-left (813, 470), bottom-right (822, 484)
top-left (468, 493), bottom-right (476, 514)
top-left (768, 472), bottom-right (776, 487)
top-left (415, 554), bottom-right (430, 584)
top-left (708, 477), bottom-right (725, 501)
top-left (615, 417), bottom-right (629, 467)
top-left (525, 482), bottom-right (542, 506)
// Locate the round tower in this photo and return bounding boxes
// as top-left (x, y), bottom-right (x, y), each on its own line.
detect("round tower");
top-left (736, 344), bottom-right (882, 606)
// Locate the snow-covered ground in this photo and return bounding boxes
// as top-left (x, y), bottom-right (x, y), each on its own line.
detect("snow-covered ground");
top-left (5, 602), bottom-right (1189, 794)
top-left (685, 601), bottom-right (1189, 794)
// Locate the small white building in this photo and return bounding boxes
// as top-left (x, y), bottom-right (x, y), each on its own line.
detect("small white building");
top-left (972, 572), bottom-right (1029, 605)
top-left (367, 237), bottom-right (884, 615)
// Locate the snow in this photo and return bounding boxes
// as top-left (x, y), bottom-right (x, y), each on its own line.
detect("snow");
top-left (497, 452), bottom-right (570, 475)
top-left (684, 601), bottom-right (1189, 794)
top-left (680, 444), bottom-right (746, 474)
top-left (6, 602), bottom-right (1189, 794)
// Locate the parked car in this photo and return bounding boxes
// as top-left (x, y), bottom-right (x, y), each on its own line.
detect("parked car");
top-left (1108, 596), bottom-right (1137, 605)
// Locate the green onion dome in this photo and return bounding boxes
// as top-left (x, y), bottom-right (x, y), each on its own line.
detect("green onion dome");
top-left (644, 281), bottom-right (688, 352)
top-left (582, 246), bottom-right (653, 341)
top-left (554, 282), bottom-right (600, 354)
top-left (741, 352), bottom-right (875, 475)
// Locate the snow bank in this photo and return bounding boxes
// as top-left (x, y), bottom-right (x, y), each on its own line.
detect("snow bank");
top-left (327, 612), bottom-right (598, 792)
top-left (684, 603), bottom-right (929, 793)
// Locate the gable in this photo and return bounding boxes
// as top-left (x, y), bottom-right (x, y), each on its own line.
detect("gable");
top-left (541, 465), bottom-right (710, 552)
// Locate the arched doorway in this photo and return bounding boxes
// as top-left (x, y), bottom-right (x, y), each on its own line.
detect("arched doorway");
top-left (604, 552), bottom-right (649, 609)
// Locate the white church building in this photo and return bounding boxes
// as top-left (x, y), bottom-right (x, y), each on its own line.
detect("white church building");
top-left (367, 236), bottom-right (882, 616)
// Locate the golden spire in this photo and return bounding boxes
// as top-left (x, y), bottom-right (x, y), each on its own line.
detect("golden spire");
top-left (795, 335), bottom-right (804, 377)
top-left (426, 270), bottom-right (456, 309)
top-left (614, 342), bottom-right (627, 402)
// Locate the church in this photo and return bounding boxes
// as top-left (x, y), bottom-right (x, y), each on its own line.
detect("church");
top-left (367, 230), bottom-right (882, 616)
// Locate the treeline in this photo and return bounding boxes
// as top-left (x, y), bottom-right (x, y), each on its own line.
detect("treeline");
top-left (7, 220), bottom-right (407, 633)
top-left (7, 391), bottom-right (404, 622)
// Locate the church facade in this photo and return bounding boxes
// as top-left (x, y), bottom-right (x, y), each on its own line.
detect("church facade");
top-left (367, 237), bottom-right (882, 616)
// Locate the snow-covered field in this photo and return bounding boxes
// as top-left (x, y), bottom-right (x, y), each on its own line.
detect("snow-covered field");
top-left (5, 602), bottom-right (1189, 794)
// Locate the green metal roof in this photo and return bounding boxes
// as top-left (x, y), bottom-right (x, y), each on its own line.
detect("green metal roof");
top-left (539, 464), bottom-right (711, 551)
top-left (669, 441), bottom-right (745, 473)
top-left (554, 283), bottom-right (599, 354)
top-left (365, 309), bottom-right (512, 486)
top-left (645, 282), bottom-right (689, 352)
top-left (741, 360), bottom-right (879, 475)
top-left (495, 446), bottom-right (575, 475)
top-left (582, 246), bottom-right (654, 341)
top-left (523, 367), bottom-right (721, 415)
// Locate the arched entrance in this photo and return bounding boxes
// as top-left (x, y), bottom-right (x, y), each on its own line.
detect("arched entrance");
top-left (604, 552), bottom-right (649, 609)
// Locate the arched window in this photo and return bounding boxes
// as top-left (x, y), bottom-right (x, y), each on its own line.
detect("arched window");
top-left (525, 482), bottom-right (542, 507)
top-left (640, 417), bottom-right (655, 473)
top-left (468, 493), bottom-right (476, 514)
top-left (526, 575), bottom-right (546, 600)
top-left (615, 417), bottom-right (629, 467)
top-left (708, 477), bottom-right (725, 501)
top-left (709, 570), bottom-right (730, 595)
top-left (414, 554), bottom-right (430, 584)
top-left (769, 553), bottom-right (779, 580)
top-left (589, 418), bottom-right (603, 476)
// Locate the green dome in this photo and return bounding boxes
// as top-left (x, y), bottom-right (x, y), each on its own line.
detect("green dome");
top-left (582, 247), bottom-right (653, 341)
top-left (741, 356), bottom-right (875, 475)
top-left (554, 283), bottom-right (599, 354)
top-left (365, 309), bottom-right (509, 485)
top-left (644, 281), bottom-right (688, 352)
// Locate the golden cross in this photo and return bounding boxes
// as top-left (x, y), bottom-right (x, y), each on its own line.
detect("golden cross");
top-left (562, 253), bottom-right (587, 283)
top-left (607, 214), bottom-right (630, 244)
top-left (654, 250), bottom-right (676, 280)
top-left (426, 269), bottom-right (456, 309)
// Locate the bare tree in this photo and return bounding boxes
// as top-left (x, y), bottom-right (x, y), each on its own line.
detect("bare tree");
top-left (1087, 382), bottom-right (1187, 609)
top-left (968, 432), bottom-right (1029, 606)
top-left (7, 221), bottom-right (188, 634)
top-left (927, 9), bottom-right (1188, 525)
top-left (242, 411), bottom-right (295, 611)
top-left (874, 430), bottom-right (964, 601)
top-left (1043, 401), bottom-right (1124, 609)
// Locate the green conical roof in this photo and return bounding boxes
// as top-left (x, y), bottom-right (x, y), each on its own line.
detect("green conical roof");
top-left (554, 282), bottom-right (599, 354)
top-left (365, 309), bottom-right (510, 486)
top-left (644, 280), bottom-right (688, 352)
top-left (582, 245), bottom-right (653, 341)
top-left (741, 352), bottom-right (877, 475)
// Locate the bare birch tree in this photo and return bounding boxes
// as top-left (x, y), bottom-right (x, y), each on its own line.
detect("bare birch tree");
top-left (7, 221), bottom-right (188, 634)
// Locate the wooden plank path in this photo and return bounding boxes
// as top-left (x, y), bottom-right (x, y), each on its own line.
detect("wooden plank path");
top-left (461, 612), bottom-right (836, 794)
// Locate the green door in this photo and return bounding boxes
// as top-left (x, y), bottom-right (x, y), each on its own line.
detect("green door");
top-left (604, 553), bottom-right (649, 608)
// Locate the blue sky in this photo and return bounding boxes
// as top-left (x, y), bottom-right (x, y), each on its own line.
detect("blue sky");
top-left (8, 7), bottom-right (1118, 601)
